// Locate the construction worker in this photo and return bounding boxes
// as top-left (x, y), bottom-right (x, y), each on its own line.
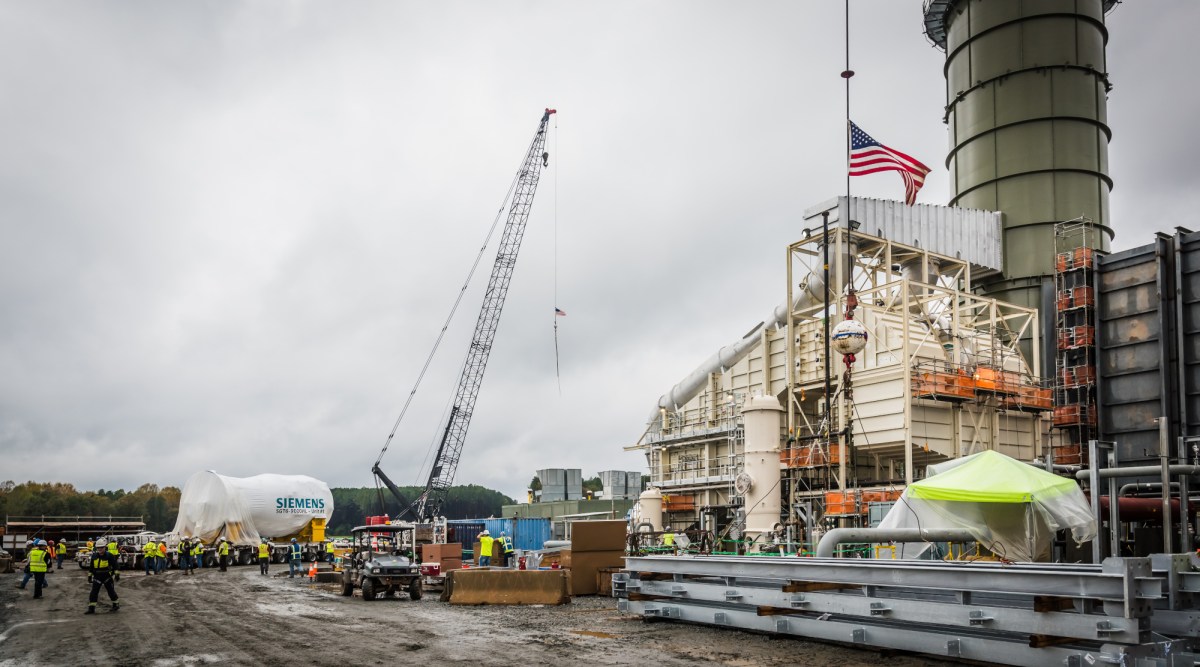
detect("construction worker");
top-left (258, 539), bottom-right (271, 575)
top-left (157, 539), bottom-right (168, 573)
top-left (192, 539), bottom-right (204, 570)
top-left (478, 530), bottom-right (494, 567)
top-left (662, 530), bottom-right (676, 553)
top-left (217, 538), bottom-right (230, 572)
top-left (288, 538), bottom-right (302, 578)
top-left (498, 532), bottom-right (514, 567)
top-left (26, 540), bottom-right (50, 598)
top-left (178, 536), bottom-right (192, 575)
top-left (55, 540), bottom-right (67, 569)
top-left (143, 540), bottom-right (158, 575)
top-left (325, 539), bottom-right (336, 565)
top-left (85, 538), bottom-right (120, 614)
top-left (86, 538), bottom-right (94, 552)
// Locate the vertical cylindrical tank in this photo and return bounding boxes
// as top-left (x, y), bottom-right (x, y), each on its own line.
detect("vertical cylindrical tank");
top-left (637, 489), bottom-right (663, 532)
top-left (741, 395), bottom-right (783, 543)
top-left (924, 0), bottom-right (1117, 312)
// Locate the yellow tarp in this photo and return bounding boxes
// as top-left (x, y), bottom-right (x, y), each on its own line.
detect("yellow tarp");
top-left (907, 450), bottom-right (1079, 503)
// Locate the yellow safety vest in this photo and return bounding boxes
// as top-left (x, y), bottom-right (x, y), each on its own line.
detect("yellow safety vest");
top-left (29, 548), bottom-right (48, 573)
top-left (499, 537), bottom-right (513, 553)
top-left (218, 542), bottom-right (230, 556)
top-left (326, 542), bottom-right (335, 554)
top-left (479, 535), bottom-right (494, 559)
top-left (258, 543), bottom-right (270, 558)
top-left (193, 543), bottom-right (203, 556)
top-left (56, 542), bottom-right (66, 555)
top-left (108, 542), bottom-right (119, 556)
top-left (143, 542), bottom-right (157, 557)
top-left (663, 533), bottom-right (675, 546)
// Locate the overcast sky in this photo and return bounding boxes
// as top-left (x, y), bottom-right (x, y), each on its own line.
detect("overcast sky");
top-left (2, 2), bottom-right (1197, 501)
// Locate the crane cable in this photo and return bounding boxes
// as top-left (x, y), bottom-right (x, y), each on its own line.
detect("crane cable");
top-left (552, 113), bottom-right (563, 395)
top-left (373, 167), bottom-right (525, 469)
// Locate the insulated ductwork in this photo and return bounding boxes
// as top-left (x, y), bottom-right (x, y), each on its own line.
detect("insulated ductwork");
top-left (647, 272), bottom-right (826, 426)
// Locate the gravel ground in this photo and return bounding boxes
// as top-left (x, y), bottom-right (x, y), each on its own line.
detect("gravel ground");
top-left (0, 564), bottom-right (955, 666)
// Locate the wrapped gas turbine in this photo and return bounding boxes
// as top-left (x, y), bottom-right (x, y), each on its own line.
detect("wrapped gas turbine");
top-left (172, 471), bottom-right (334, 544)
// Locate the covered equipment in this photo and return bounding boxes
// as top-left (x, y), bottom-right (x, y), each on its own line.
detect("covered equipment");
top-left (172, 471), bottom-right (333, 544)
top-left (876, 450), bottom-right (1095, 561)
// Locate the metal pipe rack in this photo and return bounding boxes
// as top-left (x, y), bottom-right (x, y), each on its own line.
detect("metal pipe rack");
top-left (615, 555), bottom-right (1200, 666)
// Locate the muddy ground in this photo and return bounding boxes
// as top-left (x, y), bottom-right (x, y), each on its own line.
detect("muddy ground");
top-left (0, 563), bottom-right (951, 666)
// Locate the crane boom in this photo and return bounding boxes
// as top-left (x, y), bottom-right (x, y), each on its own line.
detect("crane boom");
top-left (379, 108), bottom-right (555, 522)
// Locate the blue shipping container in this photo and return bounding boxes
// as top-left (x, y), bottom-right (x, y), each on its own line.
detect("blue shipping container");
top-left (448, 517), bottom-right (552, 552)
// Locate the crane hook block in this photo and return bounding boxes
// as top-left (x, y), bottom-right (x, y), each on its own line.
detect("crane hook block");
top-left (545, 108), bottom-right (557, 115)
top-left (543, 152), bottom-right (549, 167)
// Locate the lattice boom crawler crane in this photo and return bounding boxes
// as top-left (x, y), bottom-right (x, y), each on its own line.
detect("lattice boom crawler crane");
top-left (373, 108), bottom-right (555, 522)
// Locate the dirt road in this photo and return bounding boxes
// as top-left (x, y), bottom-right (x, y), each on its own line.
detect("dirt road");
top-left (0, 564), bottom-right (950, 666)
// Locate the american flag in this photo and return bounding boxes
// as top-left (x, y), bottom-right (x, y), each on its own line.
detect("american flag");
top-left (554, 307), bottom-right (566, 317)
top-left (848, 121), bottom-right (931, 206)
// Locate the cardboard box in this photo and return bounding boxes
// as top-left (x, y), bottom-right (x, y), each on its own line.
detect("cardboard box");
top-left (570, 520), bottom-right (627, 553)
top-left (471, 541), bottom-right (502, 564)
top-left (569, 550), bottom-right (626, 596)
top-left (596, 567), bottom-right (623, 597)
top-left (421, 543), bottom-right (462, 561)
top-left (559, 548), bottom-right (571, 569)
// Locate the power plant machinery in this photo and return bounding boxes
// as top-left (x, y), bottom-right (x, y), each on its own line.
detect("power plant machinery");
top-left (372, 108), bottom-right (556, 521)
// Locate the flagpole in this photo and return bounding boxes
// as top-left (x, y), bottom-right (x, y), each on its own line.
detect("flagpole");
top-left (840, 0), bottom-right (854, 298)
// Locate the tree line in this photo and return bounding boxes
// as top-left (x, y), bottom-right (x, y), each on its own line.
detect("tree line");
top-left (0, 481), bottom-right (515, 536)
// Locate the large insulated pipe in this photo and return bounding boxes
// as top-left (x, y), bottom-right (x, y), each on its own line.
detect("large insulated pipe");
top-left (741, 396), bottom-right (784, 543)
top-left (1075, 466), bottom-right (1200, 481)
top-left (648, 271), bottom-right (826, 425)
top-left (816, 527), bottom-right (975, 558)
top-left (924, 0), bottom-right (1116, 316)
top-left (1093, 496), bottom-right (1196, 523)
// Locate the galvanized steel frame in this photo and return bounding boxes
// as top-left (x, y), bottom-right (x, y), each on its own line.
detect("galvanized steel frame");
top-left (618, 554), bottom-right (1200, 667)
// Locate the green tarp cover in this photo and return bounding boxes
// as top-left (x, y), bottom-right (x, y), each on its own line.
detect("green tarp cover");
top-left (907, 450), bottom-right (1078, 503)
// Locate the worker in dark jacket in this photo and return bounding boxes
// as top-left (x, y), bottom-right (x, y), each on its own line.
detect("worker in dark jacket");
top-left (86, 538), bottom-right (120, 614)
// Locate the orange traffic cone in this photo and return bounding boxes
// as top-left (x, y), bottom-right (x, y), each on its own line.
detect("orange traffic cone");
top-left (308, 563), bottom-right (318, 582)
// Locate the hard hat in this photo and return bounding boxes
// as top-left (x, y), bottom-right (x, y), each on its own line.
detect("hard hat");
top-left (500, 531), bottom-right (507, 537)
top-left (36, 539), bottom-right (46, 546)
top-left (95, 538), bottom-right (108, 548)
top-left (25, 540), bottom-right (33, 547)
top-left (480, 530), bottom-right (490, 536)
top-left (261, 538), bottom-right (268, 543)
top-left (291, 538), bottom-right (298, 542)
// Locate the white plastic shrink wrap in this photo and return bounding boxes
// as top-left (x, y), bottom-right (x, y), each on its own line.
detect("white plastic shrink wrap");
top-left (172, 471), bottom-right (334, 544)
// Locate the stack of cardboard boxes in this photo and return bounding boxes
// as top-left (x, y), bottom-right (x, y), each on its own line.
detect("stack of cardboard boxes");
top-left (421, 542), bottom-right (462, 574)
top-left (566, 520), bottom-right (626, 595)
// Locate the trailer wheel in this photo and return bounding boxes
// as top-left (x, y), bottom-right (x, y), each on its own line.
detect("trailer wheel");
top-left (408, 579), bottom-right (423, 601)
top-left (361, 578), bottom-right (377, 601)
top-left (238, 551), bottom-right (253, 566)
top-left (341, 574), bottom-right (354, 597)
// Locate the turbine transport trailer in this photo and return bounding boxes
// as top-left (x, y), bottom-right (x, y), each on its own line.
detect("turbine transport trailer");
top-left (171, 471), bottom-right (335, 566)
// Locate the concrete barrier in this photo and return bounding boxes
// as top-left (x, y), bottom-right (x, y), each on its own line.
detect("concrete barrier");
top-left (442, 569), bottom-right (571, 605)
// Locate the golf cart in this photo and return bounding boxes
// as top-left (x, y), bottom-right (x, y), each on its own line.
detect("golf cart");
top-left (341, 523), bottom-right (422, 601)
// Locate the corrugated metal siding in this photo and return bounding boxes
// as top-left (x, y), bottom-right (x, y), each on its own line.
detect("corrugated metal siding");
top-left (802, 196), bottom-right (1004, 272)
top-left (446, 518), bottom-right (552, 552)
top-left (1096, 230), bottom-right (1200, 463)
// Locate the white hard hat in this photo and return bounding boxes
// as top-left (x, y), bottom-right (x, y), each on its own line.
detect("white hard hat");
top-left (95, 538), bottom-right (108, 548)
top-left (480, 530), bottom-right (490, 536)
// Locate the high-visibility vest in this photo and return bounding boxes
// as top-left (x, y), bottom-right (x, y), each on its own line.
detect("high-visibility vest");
top-left (143, 542), bottom-right (157, 557)
top-left (107, 542), bottom-right (119, 556)
top-left (663, 532), bottom-right (675, 547)
top-left (218, 542), bottom-right (230, 556)
top-left (87, 541), bottom-right (94, 550)
top-left (479, 535), bottom-right (494, 559)
top-left (258, 543), bottom-right (270, 558)
top-left (29, 548), bottom-right (48, 573)
top-left (326, 542), bottom-right (335, 554)
top-left (56, 542), bottom-right (66, 555)
top-left (499, 537), bottom-right (513, 554)
top-left (289, 543), bottom-right (302, 560)
top-left (193, 543), bottom-right (203, 556)
top-left (158, 542), bottom-right (167, 556)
